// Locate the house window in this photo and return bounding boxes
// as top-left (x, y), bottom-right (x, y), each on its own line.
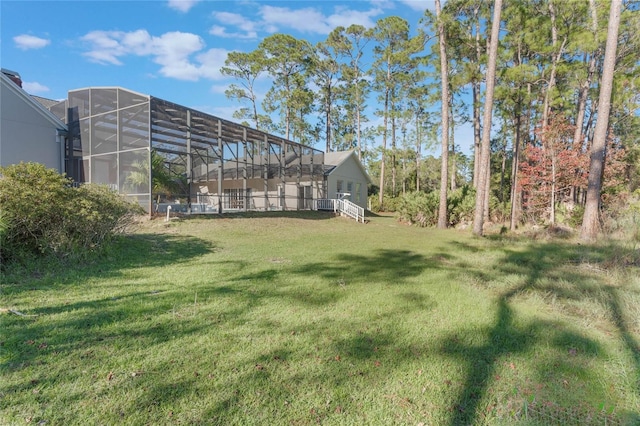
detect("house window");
top-left (355, 183), bottom-right (361, 202)
top-left (337, 180), bottom-right (343, 193)
top-left (224, 188), bottom-right (251, 209)
top-left (347, 182), bottom-right (353, 200)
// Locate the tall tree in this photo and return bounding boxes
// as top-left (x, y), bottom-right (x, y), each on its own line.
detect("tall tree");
top-left (260, 34), bottom-right (314, 141)
top-left (540, 1), bottom-right (570, 129)
top-left (220, 50), bottom-right (268, 130)
top-left (581, 0), bottom-right (622, 240)
top-left (472, 0), bottom-right (502, 236)
top-left (440, 0), bottom-right (488, 189)
top-left (329, 25), bottom-right (373, 158)
top-left (497, 0), bottom-right (538, 230)
top-left (406, 82), bottom-right (431, 192)
top-left (573, 0), bottom-right (600, 151)
top-left (372, 16), bottom-right (420, 208)
top-left (312, 39), bottom-right (341, 153)
top-left (435, 0), bottom-right (450, 229)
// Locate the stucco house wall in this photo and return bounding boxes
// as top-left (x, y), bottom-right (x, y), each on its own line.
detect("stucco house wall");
top-left (324, 151), bottom-right (372, 209)
top-left (0, 73), bottom-right (66, 172)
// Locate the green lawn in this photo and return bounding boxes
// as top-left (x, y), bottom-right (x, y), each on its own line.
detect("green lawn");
top-left (2, 212), bottom-right (639, 425)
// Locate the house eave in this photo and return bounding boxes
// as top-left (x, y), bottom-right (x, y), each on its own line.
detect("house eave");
top-left (1, 73), bottom-right (68, 131)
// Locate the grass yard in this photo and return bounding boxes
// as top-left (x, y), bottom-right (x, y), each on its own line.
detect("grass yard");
top-left (2, 212), bottom-right (639, 425)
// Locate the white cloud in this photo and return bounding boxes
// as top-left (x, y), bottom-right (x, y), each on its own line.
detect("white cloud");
top-left (209, 25), bottom-right (257, 40)
top-left (326, 6), bottom-right (383, 29)
top-left (23, 81), bottom-right (50, 94)
top-left (213, 12), bottom-right (258, 33)
top-left (167, 0), bottom-right (200, 13)
top-left (210, 4), bottom-right (384, 38)
top-left (13, 34), bottom-right (51, 50)
top-left (81, 31), bottom-right (128, 65)
top-left (192, 48), bottom-right (229, 80)
top-left (210, 12), bottom-right (259, 39)
top-left (80, 29), bottom-right (228, 81)
top-left (259, 6), bottom-right (332, 34)
top-left (151, 31), bottom-right (205, 80)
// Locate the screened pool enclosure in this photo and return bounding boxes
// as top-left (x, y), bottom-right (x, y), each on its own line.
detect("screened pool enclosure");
top-left (50, 87), bottom-right (326, 214)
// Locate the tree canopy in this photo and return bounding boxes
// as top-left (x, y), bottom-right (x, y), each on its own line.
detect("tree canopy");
top-left (220, 0), bottom-right (640, 239)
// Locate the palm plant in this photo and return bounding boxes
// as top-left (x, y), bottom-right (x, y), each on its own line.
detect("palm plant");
top-left (126, 150), bottom-right (182, 206)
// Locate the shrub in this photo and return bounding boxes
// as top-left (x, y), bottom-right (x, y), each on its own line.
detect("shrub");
top-left (395, 186), bottom-right (477, 228)
top-left (396, 191), bottom-right (439, 227)
top-left (449, 186), bottom-right (477, 226)
top-left (0, 162), bottom-right (142, 265)
top-left (603, 190), bottom-right (640, 244)
top-left (368, 195), bottom-right (402, 213)
top-left (556, 203), bottom-right (585, 228)
top-left (368, 195), bottom-right (381, 212)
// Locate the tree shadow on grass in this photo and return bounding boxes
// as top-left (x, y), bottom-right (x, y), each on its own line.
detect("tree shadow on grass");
top-left (1, 233), bottom-right (216, 381)
top-left (5, 229), bottom-right (638, 424)
top-left (2, 233), bottom-right (216, 295)
top-left (291, 249), bottom-right (442, 285)
top-left (215, 249), bottom-right (442, 309)
top-left (441, 239), bottom-right (640, 425)
top-left (105, 239), bottom-right (636, 425)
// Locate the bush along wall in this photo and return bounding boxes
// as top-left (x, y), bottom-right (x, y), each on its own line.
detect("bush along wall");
top-left (0, 162), bottom-right (143, 266)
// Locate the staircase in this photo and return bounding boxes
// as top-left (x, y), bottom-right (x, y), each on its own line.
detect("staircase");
top-left (315, 198), bottom-right (366, 223)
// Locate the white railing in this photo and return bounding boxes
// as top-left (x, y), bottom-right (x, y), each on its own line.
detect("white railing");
top-left (339, 199), bottom-right (366, 223)
top-left (315, 198), bottom-right (365, 223)
top-left (315, 198), bottom-right (336, 211)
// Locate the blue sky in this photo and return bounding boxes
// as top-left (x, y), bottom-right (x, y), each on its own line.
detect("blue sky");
top-left (2, 0), bottom-right (474, 155)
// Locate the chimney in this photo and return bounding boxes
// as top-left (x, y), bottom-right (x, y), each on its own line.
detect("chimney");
top-left (1, 68), bottom-right (23, 88)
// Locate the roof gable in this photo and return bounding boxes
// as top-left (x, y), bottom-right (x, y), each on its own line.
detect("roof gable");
top-left (31, 95), bottom-right (61, 109)
top-left (324, 150), bottom-right (373, 184)
top-left (324, 151), bottom-right (352, 167)
top-left (1, 73), bottom-right (67, 131)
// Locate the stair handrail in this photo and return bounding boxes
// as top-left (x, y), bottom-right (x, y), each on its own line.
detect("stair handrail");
top-left (314, 198), bottom-right (365, 223)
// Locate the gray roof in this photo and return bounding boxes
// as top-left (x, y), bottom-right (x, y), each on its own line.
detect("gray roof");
top-left (324, 151), bottom-right (353, 167)
top-left (323, 150), bottom-right (373, 184)
top-left (31, 95), bottom-right (60, 109)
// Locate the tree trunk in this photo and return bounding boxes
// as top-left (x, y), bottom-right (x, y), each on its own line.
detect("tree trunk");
top-left (391, 113), bottom-right (397, 197)
top-left (483, 161), bottom-right (490, 221)
top-left (252, 96), bottom-right (260, 130)
top-left (574, 53), bottom-right (598, 149)
top-left (450, 95), bottom-right (457, 192)
top-left (542, 2), bottom-right (558, 128)
top-left (510, 113), bottom-right (522, 230)
top-left (378, 88), bottom-right (389, 208)
top-left (572, 0), bottom-right (599, 203)
top-left (356, 79), bottom-right (362, 159)
top-left (500, 133), bottom-right (507, 209)
top-left (436, 0), bottom-right (449, 229)
top-left (550, 150), bottom-right (556, 225)
top-left (574, 0), bottom-right (599, 150)
top-left (378, 91), bottom-right (389, 209)
top-left (473, 0), bottom-right (502, 236)
top-left (402, 155), bottom-right (406, 196)
top-left (326, 89), bottom-right (332, 153)
top-left (581, 0), bottom-right (621, 240)
top-left (472, 5), bottom-right (482, 189)
top-left (472, 81), bottom-right (481, 188)
top-left (416, 113), bottom-right (421, 192)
